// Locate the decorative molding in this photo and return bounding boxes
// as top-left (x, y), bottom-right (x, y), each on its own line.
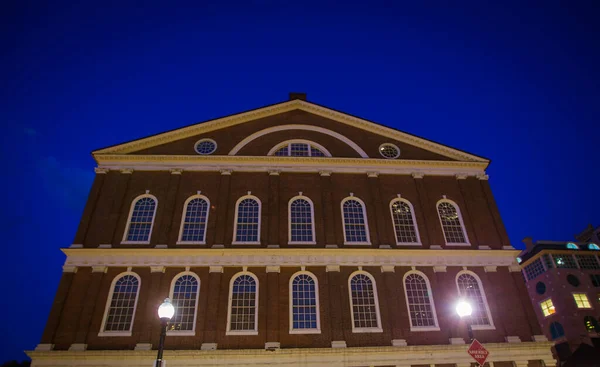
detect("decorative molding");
top-left (170, 168), bottom-right (183, 175)
top-left (92, 266), bottom-right (108, 273)
top-left (532, 335), bottom-right (548, 342)
top-left (391, 339), bottom-right (407, 347)
top-left (411, 172), bottom-right (424, 179)
top-left (455, 173), bottom-right (468, 180)
top-left (476, 174), bottom-right (490, 181)
top-left (70, 244), bottom-right (83, 248)
top-left (505, 336), bottom-right (522, 343)
top-left (378, 244), bottom-right (391, 249)
top-left (430, 245), bottom-right (443, 250)
top-left (266, 266), bottom-right (280, 273)
top-left (61, 248), bottom-right (522, 268)
top-left (319, 171), bottom-right (332, 177)
top-left (484, 266), bottom-right (497, 273)
top-left (509, 265), bottom-right (522, 272)
top-left (212, 244), bottom-right (225, 249)
top-left (220, 169), bottom-right (232, 175)
top-left (63, 266), bottom-right (77, 273)
top-left (98, 244), bottom-right (112, 249)
top-left (134, 343), bottom-right (152, 351)
top-left (502, 245), bottom-right (515, 250)
top-left (331, 341), bottom-right (347, 348)
top-left (68, 344), bottom-right (87, 351)
top-left (94, 167), bottom-right (109, 174)
top-left (200, 343), bottom-right (217, 351)
top-left (326, 265), bottom-right (341, 272)
top-left (155, 244), bottom-right (168, 249)
top-left (380, 265), bottom-right (395, 273)
top-left (479, 245), bottom-right (492, 250)
top-left (325, 244), bottom-right (338, 249)
top-left (449, 338), bottom-right (465, 345)
top-left (119, 168), bottom-right (133, 174)
top-left (34, 344), bottom-right (54, 351)
top-left (367, 172), bottom-right (379, 178)
top-left (265, 342), bottom-right (280, 350)
top-left (267, 245), bottom-right (280, 249)
top-left (433, 266), bottom-right (447, 273)
top-left (209, 266), bottom-right (224, 273)
top-left (268, 170), bottom-right (280, 176)
top-left (150, 266), bottom-right (165, 273)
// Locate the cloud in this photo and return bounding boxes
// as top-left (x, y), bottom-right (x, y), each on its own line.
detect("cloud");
top-left (37, 156), bottom-right (94, 212)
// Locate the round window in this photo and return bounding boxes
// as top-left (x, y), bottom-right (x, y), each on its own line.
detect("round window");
top-left (535, 281), bottom-right (546, 295)
top-left (195, 139), bottom-right (217, 155)
top-left (567, 274), bottom-right (580, 287)
top-left (379, 143), bottom-right (400, 159)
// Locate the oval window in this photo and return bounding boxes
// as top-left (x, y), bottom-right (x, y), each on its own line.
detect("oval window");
top-left (379, 143), bottom-right (400, 159)
top-left (567, 274), bottom-right (580, 287)
top-left (195, 139), bottom-right (217, 155)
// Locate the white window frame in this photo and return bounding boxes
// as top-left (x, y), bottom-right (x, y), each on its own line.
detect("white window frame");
top-left (121, 194), bottom-right (158, 245)
top-left (267, 139), bottom-right (332, 157)
top-left (572, 292), bottom-right (593, 309)
top-left (288, 196), bottom-right (317, 245)
top-left (348, 270), bottom-right (383, 333)
top-left (389, 198), bottom-right (421, 246)
top-left (436, 198), bottom-right (470, 246)
top-left (167, 271), bottom-right (201, 336)
top-left (539, 297), bottom-right (556, 318)
top-left (289, 270), bottom-right (321, 334)
top-left (455, 270), bottom-right (495, 330)
top-left (177, 194), bottom-right (211, 245)
top-left (232, 195), bottom-right (262, 245)
top-left (403, 270), bottom-right (440, 331)
top-left (226, 271), bottom-right (259, 335)
top-left (98, 272), bottom-right (141, 337)
top-left (341, 196), bottom-right (371, 245)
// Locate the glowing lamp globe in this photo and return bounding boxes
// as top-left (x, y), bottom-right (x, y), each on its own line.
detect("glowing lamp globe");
top-left (456, 300), bottom-right (472, 318)
top-left (158, 298), bottom-right (175, 320)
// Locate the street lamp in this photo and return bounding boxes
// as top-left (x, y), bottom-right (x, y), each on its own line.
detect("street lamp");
top-left (455, 300), bottom-right (474, 342)
top-left (156, 298), bottom-right (175, 367)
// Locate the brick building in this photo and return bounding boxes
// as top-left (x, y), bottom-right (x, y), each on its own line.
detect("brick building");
top-left (28, 94), bottom-right (554, 366)
top-left (518, 226), bottom-right (600, 363)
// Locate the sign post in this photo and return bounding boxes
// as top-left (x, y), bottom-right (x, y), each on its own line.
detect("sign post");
top-left (467, 339), bottom-right (489, 366)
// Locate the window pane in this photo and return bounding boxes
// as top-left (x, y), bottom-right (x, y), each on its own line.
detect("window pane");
top-left (350, 274), bottom-right (379, 328)
top-left (524, 258), bottom-right (545, 280)
top-left (291, 274), bottom-right (318, 329)
top-left (290, 143), bottom-right (309, 156)
top-left (540, 299), bottom-right (556, 317)
top-left (104, 275), bottom-right (139, 331)
top-left (126, 197), bottom-right (156, 242)
top-left (437, 202), bottom-right (467, 243)
top-left (235, 198), bottom-right (260, 242)
top-left (405, 274), bottom-right (436, 327)
top-left (230, 275), bottom-right (257, 331)
top-left (456, 274), bottom-right (490, 326)
top-left (170, 275), bottom-right (199, 331)
top-left (181, 198), bottom-right (209, 242)
top-left (391, 200), bottom-right (418, 243)
top-left (343, 199), bottom-right (368, 243)
top-left (290, 199), bottom-right (314, 242)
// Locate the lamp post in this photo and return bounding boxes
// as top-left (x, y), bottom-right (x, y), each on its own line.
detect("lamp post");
top-left (156, 298), bottom-right (175, 367)
top-left (456, 300), bottom-right (474, 342)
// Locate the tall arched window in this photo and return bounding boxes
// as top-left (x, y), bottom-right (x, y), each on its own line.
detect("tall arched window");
top-left (549, 322), bottom-right (565, 340)
top-left (289, 271), bottom-right (320, 333)
top-left (99, 273), bottom-right (141, 336)
top-left (178, 195), bottom-right (210, 244)
top-left (456, 271), bottom-right (494, 329)
top-left (289, 196), bottom-right (316, 244)
top-left (341, 197), bottom-right (371, 244)
top-left (437, 199), bottom-right (469, 245)
top-left (123, 195), bottom-right (157, 243)
top-left (403, 271), bottom-right (439, 330)
top-left (168, 273), bottom-right (200, 334)
top-left (233, 196), bottom-right (261, 244)
top-left (227, 272), bottom-right (259, 334)
top-left (348, 271), bottom-right (382, 332)
top-left (390, 198), bottom-right (420, 245)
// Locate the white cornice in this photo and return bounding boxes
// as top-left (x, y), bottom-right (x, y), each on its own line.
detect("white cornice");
top-left (92, 100), bottom-right (488, 163)
top-left (61, 248), bottom-right (520, 268)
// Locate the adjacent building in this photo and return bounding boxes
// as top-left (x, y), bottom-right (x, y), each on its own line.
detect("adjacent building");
top-left (28, 93), bottom-right (554, 366)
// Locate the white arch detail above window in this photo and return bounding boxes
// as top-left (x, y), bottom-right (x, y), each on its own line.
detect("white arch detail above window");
top-left (228, 124), bottom-right (369, 158)
top-left (348, 270), bottom-right (382, 333)
top-left (341, 196), bottom-right (371, 245)
top-left (268, 139), bottom-right (332, 157)
top-left (168, 271), bottom-right (200, 335)
top-left (455, 270), bottom-right (495, 330)
top-left (177, 194), bottom-right (210, 244)
top-left (402, 270), bottom-right (440, 331)
top-left (289, 270), bottom-right (321, 334)
top-left (436, 198), bottom-right (470, 246)
top-left (288, 195), bottom-right (316, 245)
top-left (232, 195), bottom-right (262, 245)
top-left (226, 271), bottom-right (259, 335)
top-left (389, 198), bottom-right (421, 246)
top-left (122, 194), bottom-right (158, 244)
top-left (99, 272), bottom-right (141, 337)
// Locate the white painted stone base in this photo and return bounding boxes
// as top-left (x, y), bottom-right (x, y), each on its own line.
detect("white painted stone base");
top-left (532, 335), bottom-right (548, 342)
top-left (211, 244), bottom-right (225, 249)
top-left (98, 244), bottom-right (112, 249)
top-left (68, 344), bottom-right (87, 351)
top-left (449, 337), bottom-right (466, 345)
top-left (430, 245), bottom-right (443, 250)
top-left (391, 339), bottom-right (407, 347)
top-left (331, 340), bottom-right (347, 348)
top-left (134, 343), bottom-right (152, 351)
top-left (325, 244), bottom-right (338, 249)
top-left (378, 244), bottom-right (391, 249)
top-left (200, 343), bottom-right (217, 351)
top-left (265, 342), bottom-right (280, 350)
top-left (267, 245), bottom-right (280, 248)
top-left (34, 344), bottom-right (54, 351)
top-left (503, 245), bottom-right (515, 250)
top-left (506, 336), bottom-right (522, 343)
top-left (154, 244), bottom-right (168, 249)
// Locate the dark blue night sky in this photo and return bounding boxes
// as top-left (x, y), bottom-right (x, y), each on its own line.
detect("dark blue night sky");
top-left (1, 1), bottom-right (599, 362)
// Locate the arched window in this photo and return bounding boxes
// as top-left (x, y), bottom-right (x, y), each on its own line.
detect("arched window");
top-left (168, 273), bottom-right (200, 333)
top-left (268, 140), bottom-right (331, 157)
top-left (233, 196), bottom-right (261, 244)
top-left (456, 271), bottom-right (494, 328)
top-left (390, 198), bottom-right (420, 245)
top-left (341, 197), bottom-right (371, 244)
top-left (289, 271), bottom-right (320, 333)
top-left (588, 243), bottom-right (600, 250)
top-left (100, 273), bottom-right (141, 335)
top-left (403, 271), bottom-right (439, 330)
top-left (348, 271), bottom-right (382, 332)
top-left (437, 199), bottom-right (469, 245)
top-left (549, 322), bottom-right (565, 340)
top-left (584, 316), bottom-right (600, 333)
top-left (566, 242), bottom-right (579, 250)
top-left (227, 272), bottom-right (259, 334)
top-left (178, 195), bottom-right (210, 244)
top-left (123, 195), bottom-right (157, 243)
top-left (289, 196), bottom-right (316, 244)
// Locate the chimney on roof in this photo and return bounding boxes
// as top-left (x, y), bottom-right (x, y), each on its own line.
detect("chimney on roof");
top-left (289, 92), bottom-right (307, 101)
top-left (522, 237), bottom-right (535, 251)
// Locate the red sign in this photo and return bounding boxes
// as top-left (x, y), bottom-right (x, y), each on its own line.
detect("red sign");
top-left (467, 339), bottom-right (489, 366)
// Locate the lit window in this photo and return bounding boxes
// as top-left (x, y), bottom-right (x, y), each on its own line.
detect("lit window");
top-left (227, 273), bottom-right (258, 334)
top-left (342, 197), bottom-right (370, 244)
top-left (289, 197), bottom-right (315, 244)
top-left (456, 272), bottom-right (493, 327)
top-left (516, 257), bottom-right (522, 264)
top-left (553, 254), bottom-right (578, 269)
top-left (290, 272), bottom-right (320, 332)
top-left (584, 316), bottom-right (599, 333)
top-left (589, 243), bottom-right (600, 250)
top-left (540, 299), bottom-right (556, 317)
top-left (566, 242), bottom-right (579, 250)
top-left (390, 199), bottom-right (420, 245)
top-left (233, 196), bottom-right (261, 243)
top-left (269, 140), bottom-right (330, 157)
top-left (123, 195), bottom-right (157, 243)
top-left (101, 273), bottom-right (140, 334)
top-left (549, 322), bottom-right (565, 340)
top-left (169, 274), bottom-right (199, 332)
top-left (194, 139), bottom-right (217, 155)
top-left (178, 196), bottom-right (209, 243)
top-left (404, 272), bottom-right (438, 330)
top-left (437, 200), bottom-right (469, 244)
top-left (379, 143), bottom-right (400, 159)
top-left (573, 293), bottom-right (592, 309)
top-left (349, 272), bottom-right (381, 331)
